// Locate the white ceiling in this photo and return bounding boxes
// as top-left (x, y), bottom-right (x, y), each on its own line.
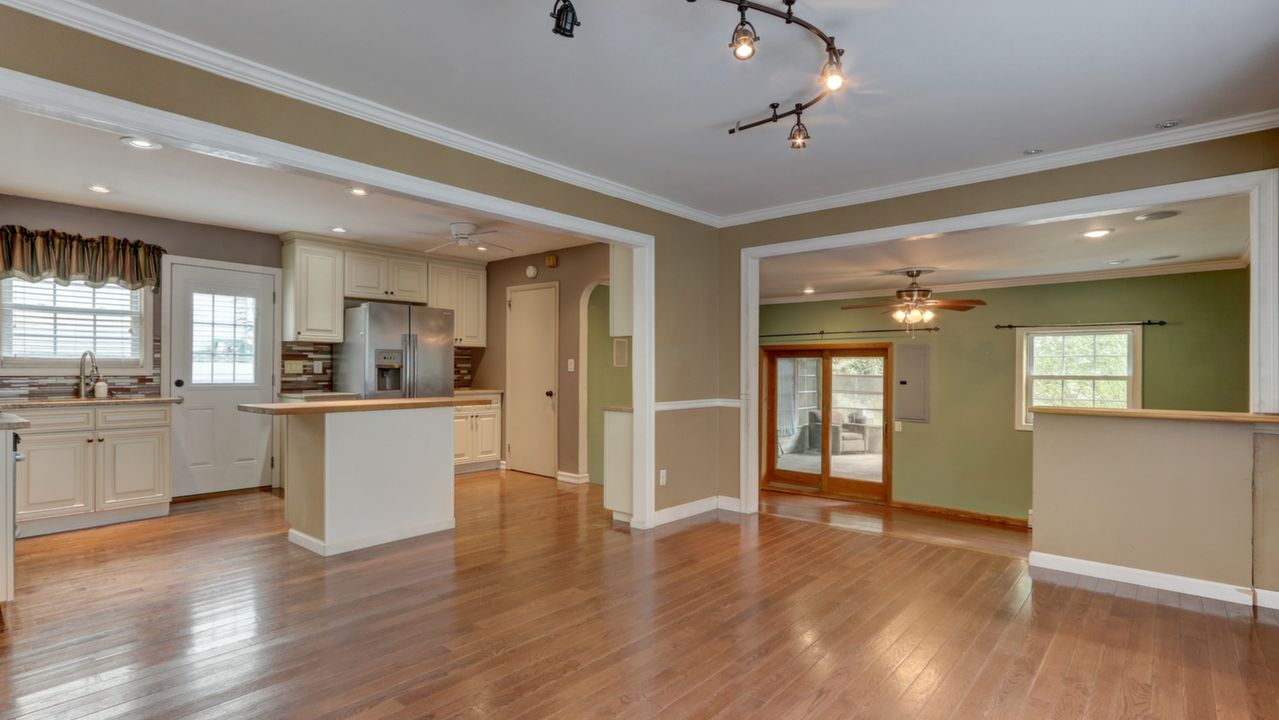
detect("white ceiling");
top-left (0, 105), bottom-right (595, 262)
top-left (14, 0), bottom-right (1279, 222)
top-left (760, 194), bottom-right (1250, 300)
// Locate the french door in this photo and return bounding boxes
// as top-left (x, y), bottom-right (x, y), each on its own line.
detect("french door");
top-left (763, 344), bottom-right (893, 503)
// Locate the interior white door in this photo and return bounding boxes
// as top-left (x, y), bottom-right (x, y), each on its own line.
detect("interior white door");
top-left (506, 283), bottom-right (558, 478)
top-left (168, 262), bottom-right (276, 496)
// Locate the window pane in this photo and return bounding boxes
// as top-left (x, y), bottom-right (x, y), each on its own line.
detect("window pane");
top-left (1024, 329), bottom-right (1136, 426)
top-left (0, 278), bottom-right (143, 363)
top-left (190, 292), bottom-right (256, 385)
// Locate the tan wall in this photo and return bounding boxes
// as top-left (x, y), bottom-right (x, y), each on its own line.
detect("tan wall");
top-left (1032, 413), bottom-right (1254, 587)
top-left (474, 243), bottom-right (610, 474)
top-left (1255, 433), bottom-right (1279, 591)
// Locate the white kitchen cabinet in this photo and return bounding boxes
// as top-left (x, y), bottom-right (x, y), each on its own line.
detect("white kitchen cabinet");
top-left (429, 263), bottom-right (487, 347)
top-left (15, 431), bottom-right (94, 521)
top-left (283, 240), bottom-right (344, 342)
top-left (98, 428), bottom-right (169, 511)
top-left (389, 259), bottom-right (429, 303)
top-left (345, 253), bottom-right (429, 303)
top-left (17, 403), bottom-right (173, 536)
top-left (454, 393), bottom-right (502, 471)
top-left (344, 251), bottom-right (387, 299)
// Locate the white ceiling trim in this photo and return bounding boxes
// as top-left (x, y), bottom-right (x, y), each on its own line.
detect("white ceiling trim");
top-left (0, 0), bottom-right (723, 227)
top-left (723, 108), bottom-right (1279, 227)
top-left (762, 256), bottom-right (1250, 305)
top-left (4, 0), bottom-right (1279, 231)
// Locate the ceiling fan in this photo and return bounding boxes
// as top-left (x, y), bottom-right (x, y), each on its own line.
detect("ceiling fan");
top-left (424, 222), bottom-right (514, 256)
top-left (841, 268), bottom-right (986, 324)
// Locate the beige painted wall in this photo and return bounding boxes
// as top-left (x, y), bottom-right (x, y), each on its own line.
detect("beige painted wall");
top-left (1033, 413), bottom-right (1254, 587)
top-left (1255, 433), bottom-right (1279, 592)
top-left (473, 242), bottom-right (609, 475)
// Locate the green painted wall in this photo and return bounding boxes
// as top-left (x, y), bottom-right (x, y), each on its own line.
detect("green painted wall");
top-left (760, 269), bottom-right (1250, 520)
top-left (587, 285), bottom-right (632, 485)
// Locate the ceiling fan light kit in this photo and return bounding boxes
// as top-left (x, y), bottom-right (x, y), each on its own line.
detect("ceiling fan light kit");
top-left (841, 268), bottom-right (987, 329)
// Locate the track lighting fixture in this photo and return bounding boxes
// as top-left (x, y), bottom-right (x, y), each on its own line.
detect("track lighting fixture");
top-left (788, 106), bottom-right (810, 150)
top-left (730, 4), bottom-right (758, 60)
top-left (690, 0), bottom-right (847, 148)
top-left (550, 0), bottom-right (580, 38)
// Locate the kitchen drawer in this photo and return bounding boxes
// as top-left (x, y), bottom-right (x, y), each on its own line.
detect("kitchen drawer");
top-left (17, 408), bottom-right (95, 432)
top-left (96, 405), bottom-right (172, 429)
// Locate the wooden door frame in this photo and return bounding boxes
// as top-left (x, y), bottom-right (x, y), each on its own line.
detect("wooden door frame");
top-left (761, 342), bottom-right (893, 504)
top-left (504, 281), bottom-right (560, 478)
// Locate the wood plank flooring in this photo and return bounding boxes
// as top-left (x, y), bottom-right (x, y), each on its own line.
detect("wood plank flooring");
top-left (2, 470), bottom-right (1277, 719)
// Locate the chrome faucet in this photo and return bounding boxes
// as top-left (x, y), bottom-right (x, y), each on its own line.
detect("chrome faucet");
top-left (78, 350), bottom-right (99, 399)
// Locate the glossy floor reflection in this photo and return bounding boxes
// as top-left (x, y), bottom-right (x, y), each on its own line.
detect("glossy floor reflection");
top-left (2, 472), bottom-right (1277, 719)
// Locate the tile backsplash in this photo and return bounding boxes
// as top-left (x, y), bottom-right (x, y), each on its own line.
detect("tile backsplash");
top-left (0, 340), bottom-right (162, 401)
top-left (280, 341), bottom-right (334, 393)
top-left (454, 347), bottom-right (476, 388)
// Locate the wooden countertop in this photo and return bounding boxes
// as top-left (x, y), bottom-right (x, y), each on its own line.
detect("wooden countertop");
top-left (454, 388), bottom-right (503, 395)
top-left (0, 396), bottom-right (183, 410)
top-left (238, 396), bottom-right (491, 416)
top-left (0, 412), bottom-right (30, 429)
top-left (1032, 406), bottom-right (1279, 425)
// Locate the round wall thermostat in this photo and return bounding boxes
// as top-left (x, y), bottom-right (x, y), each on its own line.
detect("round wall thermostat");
top-left (525, 265), bottom-right (538, 279)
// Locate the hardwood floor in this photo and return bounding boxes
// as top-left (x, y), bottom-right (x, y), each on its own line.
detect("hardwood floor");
top-left (3, 471), bottom-right (1278, 719)
top-left (761, 490), bottom-right (1031, 559)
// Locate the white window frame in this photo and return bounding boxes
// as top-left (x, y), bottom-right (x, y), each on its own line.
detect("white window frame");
top-left (1014, 325), bottom-right (1142, 431)
top-left (0, 278), bottom-right (155, 376)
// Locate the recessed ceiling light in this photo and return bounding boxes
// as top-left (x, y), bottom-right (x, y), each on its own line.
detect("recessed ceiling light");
top-left (347, 187), bottom-right (369, 197)
top-left (330, 227), bottom-right (348, 234)
top-left (87, 184), bottom-right (112, 194)
top-left (1106, 259), bottom-right (1130, 266)
top-left (1135, 210), bottom-right (1179, 222)
top-left (802, 287), bottom-right (815, 294)
top-left (1083, 229), bottom-right (1114, 239)
top-left (120, 136), bottom-right (162, 150)
top-left (1022, 148), bottom-right (1044, 156)
top-left (1151, 255), bottom-right (1181, 261)
top-left (1156, 119), bottom-right (1181, 129)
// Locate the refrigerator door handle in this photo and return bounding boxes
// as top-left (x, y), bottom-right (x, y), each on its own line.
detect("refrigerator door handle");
top-left (402, 333), bottom-right (413, 398)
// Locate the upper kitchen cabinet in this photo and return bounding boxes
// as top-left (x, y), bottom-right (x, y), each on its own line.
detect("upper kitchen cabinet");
top-left (345, 251), bottom-right (429, 303)
top-left (428, 263), bottom-right (487, 347)
top-left (282, 236), bottom-right (344, 343)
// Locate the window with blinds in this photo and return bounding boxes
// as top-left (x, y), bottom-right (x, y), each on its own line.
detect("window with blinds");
top-left (0, 277), bottom-right (148, 370)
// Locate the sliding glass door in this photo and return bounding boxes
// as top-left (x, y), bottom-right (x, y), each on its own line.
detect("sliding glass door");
top-left (764, 345), bottom-right (892, 502)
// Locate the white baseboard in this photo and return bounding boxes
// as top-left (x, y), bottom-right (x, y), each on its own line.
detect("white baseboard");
top-left (612, 511), bottom-right (632, 524)
top-left (17, 502), bottom-right (170, 538)
top-left (653, 496), bottom-right (721, 525)
top-left (716, 495), bottom-right (743, 513)
top-left (556, 471), bottom-right (590, 485)
top-left (287, 528), bottom-right (328, 556)
top-left (1029, 551), bottom-right (1255, 606)
top-left (289, 519), bottom-right (456, 557)
top-left (1257, 588), bottom-right (1279, 610)
top-left (455, 460), bottom-right (500, 474)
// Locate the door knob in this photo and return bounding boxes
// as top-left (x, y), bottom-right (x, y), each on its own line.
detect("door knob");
top-left (545, 390), bottom-right (554, 398)
top-left (174, 379), bottom-right (185, 387)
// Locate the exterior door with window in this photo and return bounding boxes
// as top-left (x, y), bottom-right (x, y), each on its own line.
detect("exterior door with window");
top-left (168, 262), bottom-right (276, 496)
top-left (764, 344), bottom-right (893, 503)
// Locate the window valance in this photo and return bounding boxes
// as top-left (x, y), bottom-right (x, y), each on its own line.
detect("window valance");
top-left (0, 225), bottom-right (166, 291)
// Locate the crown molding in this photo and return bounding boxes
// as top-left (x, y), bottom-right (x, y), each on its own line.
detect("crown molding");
top-left (4, 0), bottom-right (1278, 231)
top-left (0, 0), bottom-right (722, 228)
top-left (721, 108), bottom-right (1279, 227)
top-left (762, 257), bottom-right (1250, 305)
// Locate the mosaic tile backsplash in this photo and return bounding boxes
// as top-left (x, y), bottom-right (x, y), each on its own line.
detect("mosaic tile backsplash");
top-left (0, 340), bottom-right (477, 400)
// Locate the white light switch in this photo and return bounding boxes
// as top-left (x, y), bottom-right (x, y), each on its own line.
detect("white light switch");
top-left (894, 421), bottom-right (903, 432)
top-left (313, 360), bottom-right (324, 374)
top-left (659, 469), bottom-right (667, 486)
top-left (567, 358), bottom-right (576, 373)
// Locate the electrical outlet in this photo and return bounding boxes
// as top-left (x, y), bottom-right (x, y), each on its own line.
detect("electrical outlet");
top-left (659, 469), bottom-right (667, 486)
top-left (284, 360), bottom-right (305, 374)
top-left (893, 421), bottom-right (903, 432)
top-left (313, 360), bottom-right (324, 374)
top-left (567, 358), bottom-right (575, 372)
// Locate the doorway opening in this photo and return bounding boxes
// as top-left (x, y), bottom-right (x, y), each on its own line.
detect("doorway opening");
top-left (764, 344), bottom-right (892, 503)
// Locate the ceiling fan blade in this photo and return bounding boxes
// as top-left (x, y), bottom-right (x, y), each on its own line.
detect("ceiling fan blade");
top-left (926, 299), bottom-right (987, 309)
top-left (471, 229), bottom-right (500, 236)
top-left (478, 241), bottom-right (515, 254)
top-left (841, 302), bottom-right (902, 310)
top-left (424, 241), bottom-right (458, 254)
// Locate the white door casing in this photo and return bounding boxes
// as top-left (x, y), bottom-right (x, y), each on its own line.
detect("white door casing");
top-left (163, 257), bottom-right (281, 497)
top-left (506, 282), bottom-right (558, 478)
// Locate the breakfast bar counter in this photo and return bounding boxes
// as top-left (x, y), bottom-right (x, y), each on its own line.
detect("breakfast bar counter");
top-left (238, 396), bottom-right (491, 556)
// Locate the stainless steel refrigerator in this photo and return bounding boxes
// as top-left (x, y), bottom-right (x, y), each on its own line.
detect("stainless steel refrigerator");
top-left (334, 303), bottom-right (454, 399)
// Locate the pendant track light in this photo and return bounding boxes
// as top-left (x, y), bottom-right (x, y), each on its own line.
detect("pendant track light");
top-left (788, 105), bottom-right (810, 150)
top-left (550, 0), bottom-right (580, 37)
top-left (730, 4), bottom-right (758, 60)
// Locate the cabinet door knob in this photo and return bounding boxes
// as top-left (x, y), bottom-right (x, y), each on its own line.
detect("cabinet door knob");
top-left (97, 437), bottom-right (105, 443)
top-left (86, 438), bottom-right (93, 443)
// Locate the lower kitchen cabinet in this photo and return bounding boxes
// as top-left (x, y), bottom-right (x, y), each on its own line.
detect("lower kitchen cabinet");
top-left (16, 404), bottom-right (173, 537)
top-left (455, 393), bottom-right (502, 472)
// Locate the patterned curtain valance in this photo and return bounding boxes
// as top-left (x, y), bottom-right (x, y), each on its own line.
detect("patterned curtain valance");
top-left (0, 225), bottom-right (167, 291)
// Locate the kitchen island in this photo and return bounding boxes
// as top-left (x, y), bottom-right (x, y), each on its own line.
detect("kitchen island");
top-left (239, 396), bottom-right (489, 556)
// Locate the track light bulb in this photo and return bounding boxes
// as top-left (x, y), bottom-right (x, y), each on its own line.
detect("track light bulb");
top-left (821, 59), bottom-right (845, 92)
top-left (731, 22), bottom-right (757, 60)
top-left (788, 110), bottom-right (810, 150)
